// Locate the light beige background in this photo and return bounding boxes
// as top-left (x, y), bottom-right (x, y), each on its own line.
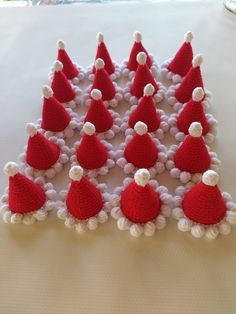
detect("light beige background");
top-left (0, 1), bottom-right (236, 313)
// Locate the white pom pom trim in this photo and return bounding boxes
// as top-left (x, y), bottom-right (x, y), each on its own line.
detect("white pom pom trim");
top-left (54, 60), bottom-right (63, 72)
top-left (202, 170), bottom-right (219, 186)
top-left (144, 83), bottom-right (154, 96)
top-left (188, 122), bottom-right (203, 137)
top-left (192, 87), bottom-right (204, 102)
top-left (134, 121), bottom-right (148, 135)
top-left (91, 89), bottom-right (102, 101)
top-left (26, 123), bottom-right (38, 137)
top-left (184, 31), bottom-right (193, 43)
top-left (42, 85), bottom-right (53, 99)
top-left (137, 52), bottom-right (147, 65)
top-left (134, 31), bottom-right (142, 43)
top-left (96, 32), bottom-right (104, 43)
top-left (57, 40), bottom-right (65, 50)
top-left (192, 54), bottom-right (203, 68)
top-left (3, 162), bottom-right (20, 177)
top-left (134, 169), bottom-right (150, 187)
top-left (83, 122), bottom-right (96, 135)
top-left (69, 165), bottom-right (83, 181)
top-left (95, 58), bottom-right (105, 70)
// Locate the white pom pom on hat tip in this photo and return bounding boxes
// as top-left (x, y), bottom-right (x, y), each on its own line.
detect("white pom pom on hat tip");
top-left (42, 85), bottom-right (53, 99)
top-left (95, 58), bottom-right (105, 70)
top-left (192, 54), bottom-right (203, 68)
top-left (134, 121), bottom-right (148, 135)
top-left (144, 83), bottom-right (155, 96)
top-left (134, 168), bottom-right (150, 187)
top-left (69, 165), bottom-right (83, 182)
top-left (184, 31), bottom-right (193, 43)
top-left (57, 40), bottom-right (65, 50)
top-left (26, 123), bottom-right (38, 137)
top-left (54, 60), bottom-right (63, 72)
top-left (137, 52), bottom-right (147, 65)
top-left (188, 122), bottom-right (202, 138)
top-left (202, 170), bottom-right (219, 186)
top-left (96, 32), bottom-right (104, 43)
top-left (3, 162), bottom-right (20, 177)
top-left (192, 87), bottom-right (204, 102)
top-left (134, 31), bottom-right (142, 43)
top-left (83, 122), bottom-right (96, 136)
top-left (91, 89), bottom-right (102, 101)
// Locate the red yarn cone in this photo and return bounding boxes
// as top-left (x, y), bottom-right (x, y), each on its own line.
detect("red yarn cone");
top-left (129, 84), bottom-right (160, 132)
top-left (127, 31), bottom-right (152, 71)
top-left (167, 31), bottom-right (193, 77)
top-left (183, 170), bottom-right (227, 225)
top-left (26, 123), bottom-right (60, 170)
top-left (175, 55), bottom-right (204, 104)
top-left (41, 85), bottom-right (71, 132)
top-left (130, 52), bottom-right (158, 99)
top-left (120, 169), bottom-right (160, 223)
top-left (4, 162), bottom-right (46, 214)
top-left (84, 89), bottom-right (113, 133)
top-left (66, 166), bottom-right (103, 220)
top-left (124, 122), bottom-right (158, 168)
top-left (91, 59), bottom-right (116, 101)
top-left (57, 40), bottom-right (79, 80)
top-left (76, 122), bottom-right (108, 169)
top-left (174, 122), bottom-right (211, 173)
top-left (177, 87), bottom-right (209, 135)
top-left (51, 61), bottom-right (75, 103)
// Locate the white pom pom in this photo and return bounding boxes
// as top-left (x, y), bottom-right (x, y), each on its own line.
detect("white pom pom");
top-left (117, 217), bottom-right (131, 230)
top-left (226, 211), bottom-right (236, 225)
top-left (42, 85), bottom-right (53, 99)
top-left (205, 226), bottom-right (219, 240)
top-left (192, 54), bottom-right (203, 68)
top-left (137, 52), bottom-right (147, 65)
top-left (69, 166), bottom-right (83, 181)
top-left (95, 58), bottom-right (105, 70)
top-left (144, 221), bottom-right (156, 236)
top-left (134, 168), bottom-right (150, 187)
top-left (26, 123), bottom-right (37, 137)
top-left (184, 31), bottom-right (193, 43)
top-left (192, 87), bottom-right (204, 102)
top-left (83, 122), bottom-right (96, 135)
top-left (134, 31), bottom-right (142, 43)
top-left (188, 122), bottom-right (202, 137)
top-left (130, 224), bottom-right (143, 237)
top-left (202, 170), bottom-right (219, 186)
top-left (91, 89), bottom-right (102, 100)
top-left (54, 60), bottom-right (63, 72)
top-left (134, 121), bottom-right (148, 135)
top-left (191, 224), bottom-right (205, 238)
top-left (87, 217), bottom-right (98, 230)
top-left (96, 32), bottom-right (104, 43)
top-left (144, 83), bottom-right (154, 96)
top-left (178, 218), bottom-right (192, 232)
top-left (3, 162), bottom-right (20, 177)
top-left (57, 40), bottom-right (65, 50)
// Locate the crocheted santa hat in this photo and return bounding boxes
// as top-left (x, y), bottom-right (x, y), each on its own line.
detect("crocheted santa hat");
top-left (26, 123), bottom-right (60, 170)
top-left (131, 52), bottom-right (158, 99)
top-left (124, 122), bottom-right (158, 168)
top-left (57, 40), bottom-right (79, 80)
top-left (174, 122), bottom-right (211, 173)
top-left (127, 31), bottom-right (153, 71)
top-left (91, 58), bottom-right (116, 101)
top-left (120, 169), bottom-right (160, 223)
top-left (41, 85), bottom-right (71, 132)
top-left (175, 55), bottom-right (204, 104)
top-left (51, 61), bottom-right (75, 103)
top-left (167, 31), bottom-right (193, 77)
top-left (84, 89), bottom-right (113, 133)
top-left (177, 87), bottom-right (209, 135)
top-left (128, 84), bottom-right (160, 132)
top-left (76, 122), bottom-right (108, 169)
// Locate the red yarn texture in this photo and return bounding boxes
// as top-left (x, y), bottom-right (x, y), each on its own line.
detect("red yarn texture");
top-left (124, 133), bottom-right (158, 168)
top-left (167, 42), bottom-right (193, 77)
top-left (41, 96), bottom-right (71, 132)
top-left (57, 49), bottom-right (79, 80)
top-left (177, 99), bottom-right (209, 135)
top-left (26, 132), bottom-right (60, 170)
top-left (183, 182), bottom-right (227, 225)
top-left (175, 66), bottom-right (204, 104)
top-left (127, 42), bottom-right (152, 71)
top-left (8, 173), bottom-right (46, 214)
top-left (76, 134), bottom-right (108, 169)
top-left (84, 98), bottom-right (113, 133)
top-left (93, 42), bottom-right (115, 75)
top-left (51, 71), bottom-right (75, 103)
top-left (91, 68), bottom-right (116, 101)
top-left (131, 64), bottom-right (158, 99)
top-left (128, 96), bottom-right (160, 132)
top-left (120, 181), bottom-right (160, 223)
top-left (174, 135), bottom-right (211, 173)
top-left (66, 176), bottom-right (103, 220)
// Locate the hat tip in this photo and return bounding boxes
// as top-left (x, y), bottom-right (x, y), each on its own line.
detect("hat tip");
top-left (95, 58), bottom-right (105, 70)
top-left (188, 122), bottom-right (202, 137)
top-left (134, 121), bottom-right (148, 136)
top-left (57, 40), bottom-right (65, 50)
top-left (202, 170), bottom-right (219, 186)
top-left (26, 123), bottom-right (38, 137)
top-left (144, 83), bottom-right (154, 96)
top-left (3, 162), bottom-right (20, 177)
top-left (134, 31), bottom-right (142, 43)
top-left (91, 89), bottom-right (102, 101)
top-left (184, 31), bottom-right (193, 43)
top-left (134, 169), bottom-right (150, 187)
top-left (69, 165), bottom-right (83, 181)
top-left (192, 87), bottom-right (204, 102)
top-left (54, 60), bottom-right (63, 72)
top-left (96, 32), bottom-right (104, 43)
top-left (83, 122), bottom-right (96, 135)
top-left (192, 54), bottom-right (203, 68)
top-left (42, 85), bottom-right (53, 99)
top-left (137, 52), bottom-right (147, 65)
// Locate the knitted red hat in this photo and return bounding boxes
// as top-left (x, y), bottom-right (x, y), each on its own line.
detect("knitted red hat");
top-left (120, 169), bottom-right (160, 223)
top-left (174, 122), bottom-right (211, 173)
top-left (177, 87), bottom-right (209, 135)
top-left (124, 122), bottom-right (158, 168)
top-left (51, 61), bottom-right (75, 103)
top-left (57, 40), bottom-right (79, 80)
top-left (183, 170), bottom-right (227, 225)
top-left (127, 32), bottom-right (152, 71)
top-left (167, 32), bottom-right (193, 77)
top-left (175, 55), bottom-right (204, 104)
top-left (26, 123), bottom-right (60, 170)
top-left (76, 122), bottom-right (108, 169)
top-left (91, 59), bottom-right (116, 101)
top-left (130, 52), bottom-right (158, 99)
top-left (66, 166), bottom-right (103, 220)
top-left (84, 89), bottom-right (113, 133)
top-left (129, 84), bottom-right (160, 132)
top-left (4, 162), bottom-right (46, 214)
top-left (41, 85), bottom-right (71, 132)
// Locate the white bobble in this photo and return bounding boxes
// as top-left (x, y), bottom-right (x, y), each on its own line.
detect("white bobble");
top-left (57, 207), bottom-right (68, 220)
top-left (155, 215), bottom-right (166, 230)
top-left (65, 216), bottom-right (75, 228)
top-left (134, 168), bottom-right (150, 187)
top-left (202, 170), bottom-right (219, 186)
top-left (42, 85), bottom-right (53, 99)
top-left (137, 52), bottom-right (147, 65)
top-left (111, 207), bottom-right (123, 219)
top-left (87, 217), bottom-right (98, 230)
top-left (83, 122), bottom-right (96, 135)
top-left (69, 166), bottom-right (83, 181)
top-left (184, 31), bottom-right (193, 43)
top-left (134, 121), bottom-right (148, 135)
top-left (54, 60), bottom-right (63, 72)
top-left (95, 58), bottom-right (105, 70)
top-left (219, 221), bottom-right (231, 235)
top-left (97, 210), bottom-right (108, 223)
top-left (91, 89), bottom-right (102, 100)
top-left (226, 211), bottom-right (236, 225)
top-left (26, 123), bottom-right (37, 137)
top-left (134, 31), bottom-right (142, 43)
top-left (75, 222), bottom-right (87, 234)
top-left (144, 221), bottom-right (156, 236)
top-left (3, 162), bottom-right (20, 177)
top-left (130, 224), bottom-right (143, 237)
top-left (192, 54), bottom-right (203, 68)
top-left (192, 87), bottom-right (204, 102)
top-left (205, 226), bottom-right (219, 240)
top-left (11, 213), bottom-right (23, 224)
top-left (191, 224), bottom-right (205, 238)
top-left (3, 211), bottom-right (12, 224)
top-left (144, 83), bottom-right (154, 96)
top-left (188, 122), bottom-right (202, 137)
top-left (117, 217), bottom-right (131, 230)
top-left (96, 32), bottom-right (104, 43)
top-left (57, 40), bottom-right (65, 50)
top-left (33, 209), bottom-right (47, 221)
top-left (23, 214), bottom-right (36, 225)
top-left (178, 218), bottom-right (192, 232)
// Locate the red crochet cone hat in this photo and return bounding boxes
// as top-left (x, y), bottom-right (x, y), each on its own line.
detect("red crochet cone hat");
top-left (167, 31), bottom-right (193, 77)
top-left (120, 169), bottom-right (161, 223)
top-left (124, 122), bottom-right (158, 168)
top-left (130, 52), bottom-right (158, 99)
top-left (4, 162), bottom-right (46, 214)
top-left (51, 61), bottom-right (75, 103)
top-left (26, 123), bottom-right (60, 170)
top-left (84, 89), bottom-right (113, 133)
top-left (177, 87), bottom-right (209, 135)
top-left (175, 54), bottom-right (204, 104)
top-left (92, 33), bottom-right (115, 75)
top-left (57, 40), bottom-right (79, 80)
top-left (127, 31), bottom-right (152, 71)
top-left (91, 58), bottom-right (116, 101)
top-left (66, 166), bottom-right (103, 220)
top-left (76, 122), bottom-right (108, 169)
top-left (183, 170), bottom-right (227, 225)
top-left (129, 84), bottom-right (160, 132)
top-left (174, 122), bottom-right (211, 173)
top-left (41, 85), bottom-right (71, 132)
